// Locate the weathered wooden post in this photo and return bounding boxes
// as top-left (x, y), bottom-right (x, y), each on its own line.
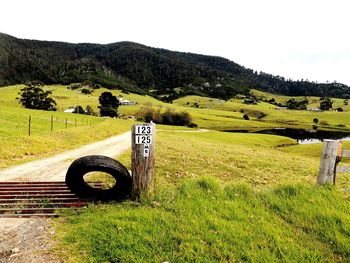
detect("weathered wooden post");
top-left (28, 115), bottom-right (31, 136)
top-left (317, 140), bottom-right (341, 185)
top-left (131, 122), bottom-right (156, 200)
top-left (51, 115), bottom-right (54, 131)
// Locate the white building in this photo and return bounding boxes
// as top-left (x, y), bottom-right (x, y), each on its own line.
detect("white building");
top-left (63, 106), bottom-right (76, 113)
top-left (117, 97), bottom-right (136, 105)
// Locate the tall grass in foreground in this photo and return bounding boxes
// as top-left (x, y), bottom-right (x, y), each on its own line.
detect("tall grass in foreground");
top-left (55, 130), bottom-right (350, 262)
top-left (56, 178), bottom-right (350, 262)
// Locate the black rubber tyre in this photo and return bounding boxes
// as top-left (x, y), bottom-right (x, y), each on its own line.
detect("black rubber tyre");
top-left (65, 155), bottom-right (131, 201)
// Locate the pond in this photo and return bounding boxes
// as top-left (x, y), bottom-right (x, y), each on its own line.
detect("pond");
top-left (223, 128), bottom-right (350, 144)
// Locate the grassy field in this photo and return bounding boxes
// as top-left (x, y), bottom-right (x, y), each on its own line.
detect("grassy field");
top-left (251, 89), bottom-right (350, 111)
top-left (54, 129), bottom-right (350, 262)
top-left (2, 84), bottom-right (350, 132)
top-left (173, 95), bottom-right (350, 130)
top-left (1, 84), bottom-right (350, 261)
top-left (0, 101), bottom-right (135, 167)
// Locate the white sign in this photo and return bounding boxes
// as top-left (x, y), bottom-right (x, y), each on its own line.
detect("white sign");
top-left (143, 144), bottom-right (150, 157)
top-left (134, 124), bottom-right (153, 157)
top-left (135, 125), bottom-right (152, 135)
top-left (135, 135), bottom-right (152, 145)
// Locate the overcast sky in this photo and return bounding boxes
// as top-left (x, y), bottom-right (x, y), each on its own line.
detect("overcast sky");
top-left (1, 0), bottom-right (350, 85)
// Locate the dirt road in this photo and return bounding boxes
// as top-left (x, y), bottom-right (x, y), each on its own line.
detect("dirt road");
top-left (0, 131), bottom-right (131, 263)
top-left (0, 131), bottom-right (131, 182)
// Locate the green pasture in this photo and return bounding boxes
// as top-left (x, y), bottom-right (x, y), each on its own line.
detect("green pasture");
top-left (2, 84), bottom-right (350, 131)
top-left (173, 95), bottom-right (350, 130)
top-left (2, 83), bottom-right (350, 261)
top-left (55, 129), bottom-right (350, 262)
top-left (0, 103), bottom-right (134, 167)
top-left (251, 89), bottom-right (350, 111)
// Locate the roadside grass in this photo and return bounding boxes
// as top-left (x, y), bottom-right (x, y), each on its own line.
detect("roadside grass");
top-left (0, 107), bottom-right (133, 167)
top-left (56, 179), bottom-right (350, 263)
top-left (54, 129), bottom-right (350, 262)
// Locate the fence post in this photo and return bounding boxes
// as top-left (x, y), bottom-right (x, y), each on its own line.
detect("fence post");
top-left (28, 115), bottom-right (31, 136)
top-left (131, 122), bottom-right (156, 200)
top-left (65, 118), bottom-right (68, 129)
top-left (317, 140), bottom-right (340, 185)
top-left (51, 115), bottom-right (53, 131)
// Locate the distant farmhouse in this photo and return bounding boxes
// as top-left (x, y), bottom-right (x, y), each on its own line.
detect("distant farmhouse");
top-left (117, 96), bottom-right (136, 105)
top-left (308, 107), bottom-right (322, 112)
top-left (63, 106), bottom-right (76, 113)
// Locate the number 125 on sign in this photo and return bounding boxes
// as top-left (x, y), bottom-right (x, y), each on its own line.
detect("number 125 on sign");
top-left (135, 135), bottom-right (152, 144)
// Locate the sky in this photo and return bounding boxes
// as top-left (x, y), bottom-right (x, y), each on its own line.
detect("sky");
top-left (1, 0), bottom-right (350, 85)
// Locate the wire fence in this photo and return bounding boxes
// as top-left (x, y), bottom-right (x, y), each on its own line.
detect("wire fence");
top-left (26, 114), bottom-right (95, 136)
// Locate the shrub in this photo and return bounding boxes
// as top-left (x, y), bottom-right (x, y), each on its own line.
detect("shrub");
top-left (243, 98), bottom-right (257, 105)
top-left (286, 98), bottom-right (308, 110)
top-left (85, 106), bottom-right (96, 116)
top-left (69, 83), bottom-right (81, 90)
top-left (320, 97), bottom-right (333, 111)
top-left (25, 80), bottom-right (44, 86)
top-left (187, 123), bottom-right (198, 128)
top-left (243, 114), bottom-right (250, 120)
top-left (313, 118), bottom-right (319, 124)
top-left (136, 107), bottom-right (154, 123)
top-left (81, 88), bottom-right (93, 95)
top-left (73, 105), bottom-right (85, 114)
top-left (336, 107), bottom-right (344, 112)
top-left (135, 107), bottom-right (195, 127)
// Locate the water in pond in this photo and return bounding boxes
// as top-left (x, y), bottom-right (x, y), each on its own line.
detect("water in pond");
top-left (224, 128), bottom-right (350, 144)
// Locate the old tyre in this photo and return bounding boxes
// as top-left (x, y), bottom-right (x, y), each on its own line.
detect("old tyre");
top-left (65, 155), bottom-right (131, 201)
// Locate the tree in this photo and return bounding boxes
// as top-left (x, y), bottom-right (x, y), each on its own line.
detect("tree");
top-left (336, 107), bottom-right (344, 112)
top-left (286, 98), bottom-right (308, 110)
top-left (72, 105), bottom-right (85, 114)
top-left (81, 88), bottom-right (92, 95)
top-left (243, 114), bottom-right (250, 120)
top-left (85, 105), bottom-right (96, 116)
top-left (319, 97), bottom-right (333, 111)
top-left (17, 85), bottom-right (57, 111)
top-left (98, 92), bottom-right (119, 117)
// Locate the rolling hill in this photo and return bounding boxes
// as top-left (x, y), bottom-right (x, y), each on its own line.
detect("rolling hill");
top-left (1, 32), bottom-right (350, 99)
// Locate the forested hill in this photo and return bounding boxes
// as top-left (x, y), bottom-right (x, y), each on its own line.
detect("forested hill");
top-left (1, 32), bottom-right (350, 99)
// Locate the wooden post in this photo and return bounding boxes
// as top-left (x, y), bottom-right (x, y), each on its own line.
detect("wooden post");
top-left (50, 115), bottom-right (53, 131)
top-left (317, 140), bottom-right (340, 185)
top-left (75, 118), bottom-right (77, 127)
top-left (131, 123), bottom-right (156, 200)
top-left (28, 115), bottom-right (31, 136)
top-left (65, 118), bottom-right (68, 129)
